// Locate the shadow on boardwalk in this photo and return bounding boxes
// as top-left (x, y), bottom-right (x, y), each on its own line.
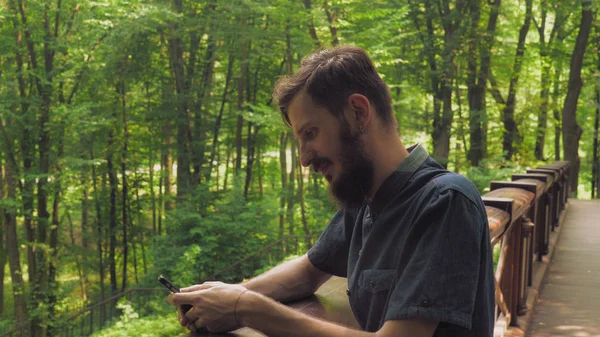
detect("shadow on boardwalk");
top-left (528, 199), bottom-right (600, 337)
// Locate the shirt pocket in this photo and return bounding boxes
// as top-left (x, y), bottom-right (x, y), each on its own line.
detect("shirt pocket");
top-left (358, 269), bottom-right (396, 294)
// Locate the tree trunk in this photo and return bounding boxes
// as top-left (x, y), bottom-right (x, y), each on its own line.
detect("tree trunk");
top-left (67, 209), bottom-right (87, 301)
top-left (169, 0), bottom-right (192, 197)
top-left (223, 143), bottom-right (232, 191)
top-left (244, 39), bottom-right (260, 198)
top-left (134, 181), bottom-right (148, 274)
top-left (10, 0), bottom-right (37, 291)
top-left (244, 122), bottom-right (257, 198)
top-left (163, 123), bottom-right (174, 212)
top-left (455, 76), bottom-right (468, 172)
top-left (552, 57), bottom-right (563, 161)
top-left (4, 158), bottom-right (28, 327)
top-left (533, 1), bottom-right (566, 161)
top-left (417, 1), bottom-right (443, 164)
top-left (47, 119), bottom-right (66, 336)
top-left (303, 0), bottom-right (322, 48)
top-left (158, 157), bottom-right (163, 236)
top-left (119, 79), bottom-right (129, 293)
top-left (207, 53), bottom-right (234, 182)
top-left (286, 136), bottom-right (297, 252)
top-left (324, 0), bottom-right (339, 46)
top-left (235, 119), bottom-right (244, 178)
top-left (594, 86), bottom-right (599, 198)
top-left (501, 0), bottom-right (532, 160)
top-left (192, 8), bottom-right (217, 185)
top-left (465, 0), bottom-right (480, 166)
top-left (535, 61), bottom-right (551, 160)
top-left (188, 29), bottom-right (204, 187)
top-left (149, 150), bottom-right (156, 235)
top-left (562, 0), bottom-right (593, 197)
top-left (236, 20), bottom-right (249, 177)
top-left (467, 0), bottom-right (501, 166)
top-left (433, 0), bottom-right (465, 167)
top-left (81, 174), bottom-right (90, 248)
top-left (32, 5), bottom-right (56, 334)
top-left (0, 163), bottom-right (5, 315)
top-left (593, 31), bottom-right (600, 199)
top-left (279, 132), bottom-right (288, 258)
top-left (129, 186), bottom-right (138, 284)
top-left (89, 143), bottom-right (105, 323)
top-left (296, 145), bottom-right (311, 248)
top-left (147, 83), bottom-right (157, 236)
top-left (257, 146), bottom-right (264, 198)
top-left (408, 0), bottom-right (463, 167)
top-left (107, 131), bottom-right (118, 295)
top-left (432, 0), bottom-right (461, 167)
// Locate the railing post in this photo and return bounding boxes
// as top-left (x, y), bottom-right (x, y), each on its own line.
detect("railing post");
top-left (519, 218), bottom-right (535, 315)
top-left (510, 215), bottom-right (522, 324)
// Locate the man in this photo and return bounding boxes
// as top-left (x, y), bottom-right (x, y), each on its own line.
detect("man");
top-left (169, 46), bottom-right (495, 337)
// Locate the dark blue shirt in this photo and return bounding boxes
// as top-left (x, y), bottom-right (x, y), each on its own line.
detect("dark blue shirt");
top-left (307, 144), bottom-right (495, 336)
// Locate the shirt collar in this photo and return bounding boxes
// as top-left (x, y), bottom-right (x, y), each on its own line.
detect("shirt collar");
top-left (369, 144), bottom-right (429, 215)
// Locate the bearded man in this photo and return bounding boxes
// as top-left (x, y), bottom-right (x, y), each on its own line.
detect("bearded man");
top-left (169, 46), bottom-right (495, 337)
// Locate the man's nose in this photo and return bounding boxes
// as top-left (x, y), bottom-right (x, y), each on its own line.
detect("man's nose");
top-left (299, 143), bottom-right (313, 167)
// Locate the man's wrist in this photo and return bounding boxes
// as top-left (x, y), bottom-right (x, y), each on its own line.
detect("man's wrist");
top-left (237, 290), bottom-right (263, 328)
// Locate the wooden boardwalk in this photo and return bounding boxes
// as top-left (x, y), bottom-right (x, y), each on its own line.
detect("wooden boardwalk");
top-left (528, 199), bottom-right (600, 337)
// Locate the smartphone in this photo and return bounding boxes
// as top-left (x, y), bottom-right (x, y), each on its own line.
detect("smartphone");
top-left (159, 275), bottom-right (209, 333)
top-left (158, 275), bottom-right (193, 313)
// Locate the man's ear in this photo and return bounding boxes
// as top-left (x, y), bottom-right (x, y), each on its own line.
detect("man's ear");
top-left (347, 94), bottom-right (372, 132)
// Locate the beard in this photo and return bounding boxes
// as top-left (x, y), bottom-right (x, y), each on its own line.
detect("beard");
top-left (328, 125), bottom-right (375, 211)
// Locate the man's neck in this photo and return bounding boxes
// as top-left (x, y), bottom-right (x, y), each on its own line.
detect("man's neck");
top-left (368, 134), bottom-right (409, 200)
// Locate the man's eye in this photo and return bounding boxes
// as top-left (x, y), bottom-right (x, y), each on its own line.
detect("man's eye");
top-left (305, 129), bottom-right (316, 140)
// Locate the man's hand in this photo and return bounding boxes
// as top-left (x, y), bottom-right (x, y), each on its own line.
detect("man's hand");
top-left (168, 281), bottom-right (249, 333)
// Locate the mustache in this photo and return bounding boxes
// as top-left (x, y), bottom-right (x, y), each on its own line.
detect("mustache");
top-left (311, 157), bottom-right (331, 173)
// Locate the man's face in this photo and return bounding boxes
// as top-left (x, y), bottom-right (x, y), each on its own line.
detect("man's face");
top-left (288, 90), bottom-right (374, 210)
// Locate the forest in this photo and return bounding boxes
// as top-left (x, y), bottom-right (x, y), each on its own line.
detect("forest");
top-left (0, 0), bottom-right (598, 336)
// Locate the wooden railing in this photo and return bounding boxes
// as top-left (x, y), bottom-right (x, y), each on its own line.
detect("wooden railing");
top-left (483, 161), bottom-right (570, 335)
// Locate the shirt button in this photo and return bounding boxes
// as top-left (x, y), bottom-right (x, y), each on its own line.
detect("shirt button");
top-left (370, 280), bottom-right (375, 288)
top-left (346, 289), bottom-right (351, 296)
top-left (421, 298), bottom-right (432, 307)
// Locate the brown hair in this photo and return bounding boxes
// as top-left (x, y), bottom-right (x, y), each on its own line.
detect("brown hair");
top-left (273, 46), bottom-right (396, 129)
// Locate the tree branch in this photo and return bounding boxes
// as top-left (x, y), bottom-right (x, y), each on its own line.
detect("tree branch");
top-left (407, 0), bottom-right (427, 45)
top-left (533, 16), bottom-right (541, 36)
top-left (15, 0), bottom-right (42, 94)
top-left (67, 32), bottom-right (110, 104)
top-left (64, 4), bottom-right (81, 40)
top-left (54, 0), bottom-right (62, 39)
top-left (487, 72), bottom-right (506, 105)
top-left (0, 116), bottom-right (24, 193)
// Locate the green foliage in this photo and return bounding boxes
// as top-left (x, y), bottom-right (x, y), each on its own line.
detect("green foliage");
top-left (252, 254), bottom-right (302, 278)
top-left (89, 298), bottom-right (184, 337)
top-left (493, 244), bottom-right (501, 271)
top-left (464, 154), bottom-right (528, 194)
top-left (146, 177), bottom-right (279, 286)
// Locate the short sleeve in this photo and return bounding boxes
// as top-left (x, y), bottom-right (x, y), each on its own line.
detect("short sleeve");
top-left (307, 211), bottom-right (353, 277)
top-left (384, 187), bottom-right (485, 329)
